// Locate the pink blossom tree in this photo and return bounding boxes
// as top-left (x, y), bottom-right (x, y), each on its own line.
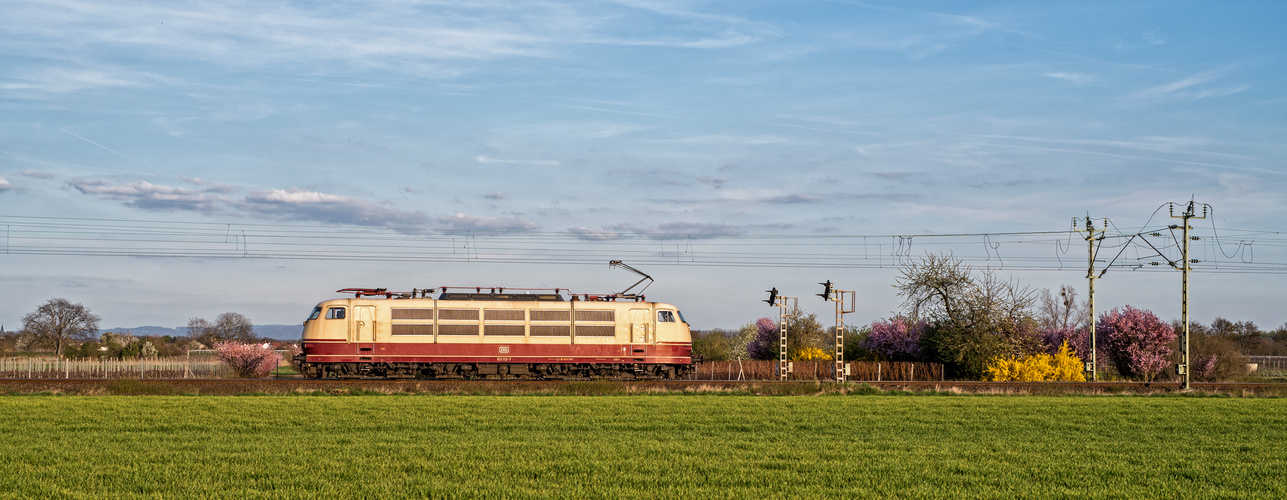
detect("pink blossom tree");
top-left (215, 341), bottom-right (282, 378)
top-left (746, 317), bottom-right (779, 360)
top-left (1040, 327), bottom-right (1090, 360)
top-left (862, 316), bottom-right (927, 361)
top-left (1097, 306), bottom-right (1176, 382)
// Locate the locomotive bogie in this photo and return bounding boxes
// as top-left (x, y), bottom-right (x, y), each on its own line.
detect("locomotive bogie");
top-left (297, 294), bottom-right (694, 380)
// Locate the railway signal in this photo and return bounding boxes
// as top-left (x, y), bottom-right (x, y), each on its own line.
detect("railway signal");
top-left (817, 280), bottom-right (832, 299)
top-left (765, 289), bottom-right (797, 381)
top-left (819, 280), bottom-right (856, 383)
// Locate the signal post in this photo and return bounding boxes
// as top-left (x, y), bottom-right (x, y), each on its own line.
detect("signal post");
top-left (818, 281), bottom-right (856, 383)
top-left (764, 288), bottom-right (797, 381)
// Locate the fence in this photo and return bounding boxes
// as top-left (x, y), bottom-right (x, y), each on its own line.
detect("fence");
top-left (0, 356), bottom-right (235, 379)
top-left (1247, 356), bottom-right (1287, 374)
top-left (688, 360), bottom-right (944, 382)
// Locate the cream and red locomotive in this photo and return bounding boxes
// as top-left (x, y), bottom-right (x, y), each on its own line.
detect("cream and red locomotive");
top-left (295, 286), bottom-right (694, 379)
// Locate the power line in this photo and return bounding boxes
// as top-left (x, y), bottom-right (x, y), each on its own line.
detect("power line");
top-left (3, 214), bottom-right (1286, 273)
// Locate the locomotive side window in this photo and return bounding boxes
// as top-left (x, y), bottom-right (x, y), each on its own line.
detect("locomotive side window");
top-left (658, 310), bottom-right (676, 323)
top-left (326, 307), bottom-right (346, 320)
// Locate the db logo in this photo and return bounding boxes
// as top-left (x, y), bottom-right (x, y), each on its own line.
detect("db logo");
top-left (498, 345), bottom-right (511, 354)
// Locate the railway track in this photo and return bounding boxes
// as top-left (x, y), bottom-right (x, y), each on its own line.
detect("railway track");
top-left (1, 378), bottom-right (1283, 395)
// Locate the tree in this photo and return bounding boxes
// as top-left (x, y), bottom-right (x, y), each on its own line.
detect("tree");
top-left (690, 329), bottom-right (733, 362)
top-left (862, 317), bottom-right (927, 361)
top-left (1040, 327), bottom-right (1089, 360)
top-left (897, 253), bottom-right (1041, 378)
top-left (1097, 306), bottom-right (1175, 382)
top-left (214, 341), bottom-right (282, 378)
top-left (746, 317), bottom-right (779, 360)
top-left (1183, 320), bottom-right (1249, 382)
top-left (785, 310), bottom-right (827, 360)
top-left (19, 298), bottom-right (101, 358)
top-left (1037, 285), bottom-right (1087, 331)
top-left (189, 312), bottom-right (257, 347)
top-left (1209, 317), bottom-right (1262, 354)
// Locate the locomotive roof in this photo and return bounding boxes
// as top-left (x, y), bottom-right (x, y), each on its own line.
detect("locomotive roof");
top-left (334, 287), bottom-right (650, 303)
top-left (437, 292), bottom-right (564, 301)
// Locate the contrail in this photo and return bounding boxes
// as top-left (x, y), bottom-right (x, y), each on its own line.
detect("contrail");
top-left (58, 127), bottom-right (166, 174)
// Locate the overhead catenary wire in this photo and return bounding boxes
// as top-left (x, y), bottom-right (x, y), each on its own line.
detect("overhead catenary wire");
top-left (2, 214), bottom-right (1286, 274)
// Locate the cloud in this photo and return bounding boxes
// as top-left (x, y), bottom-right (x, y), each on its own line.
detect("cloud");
top-left (1044, 72), bottom-right (1097, 85)
top-left (475, 156), bottom-right (561, 166)
top-left (70, 180), bottom-right (227, 212)
top-left (671, 133), bottom-right (797, 145)
top-left (1126, 72), bottom-right (1248, 102)
top-left (179, 176), bottom-right (234, 193)
top-left (0, 176), bottom-right (14, 192)
top-left (18, 169), bottom-right (56, 179)
top-left (240, 188), bottom-right (430, 227)
top-left (484, 193), bottom-right (505, 200)
top-left (564, 222), bottom-right (746, 240)
top-left (432, 212), bottom-right (538, 232)
top-left (765, 194), bottom-right (820, 204)
top-left (0, 67), bottom-right (171, 94)
top-left (562, 227), bottom-right (623, 240)
top-left (1, 1), bottom-right (768, 85)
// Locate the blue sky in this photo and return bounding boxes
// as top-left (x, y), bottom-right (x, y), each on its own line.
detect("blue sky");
top-left (2, 1), bottom-right (1285, 331)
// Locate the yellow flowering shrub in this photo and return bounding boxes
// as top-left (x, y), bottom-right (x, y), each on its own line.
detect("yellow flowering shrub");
top-left (792, 347), bottom-right (834, 361)
top-left (984, 341), bottom-right (1086, 382)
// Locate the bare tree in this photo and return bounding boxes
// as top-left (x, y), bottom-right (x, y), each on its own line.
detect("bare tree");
top-left (189, 312), bottom-right (257, 346)
top-left (20, 298), bottom-right (101, 358)
top-left (897, 253), bottom-right (1040, 378)
top-left (1038, 285), bottom-right (1087, 331)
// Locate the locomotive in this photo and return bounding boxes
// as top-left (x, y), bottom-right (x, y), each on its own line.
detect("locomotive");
top-left (295, 274), bottom-right (695, 379)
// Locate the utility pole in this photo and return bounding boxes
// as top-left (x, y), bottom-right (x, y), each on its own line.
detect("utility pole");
top-left (818, 281), bottom-right (856, 383)
top-left (764, 288), bottom-right (797, 381)
top-left (1076, 218), bottom-right (1107, 382)
top-left (1170, 201), bottom-right (1207, 391)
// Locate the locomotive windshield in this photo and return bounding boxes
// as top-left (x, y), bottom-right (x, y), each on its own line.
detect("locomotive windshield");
top-left (307, 306), bottom-right (321, 321)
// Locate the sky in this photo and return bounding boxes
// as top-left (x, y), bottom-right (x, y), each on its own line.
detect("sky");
top-left (1, 1), bottom-right (1285, 332)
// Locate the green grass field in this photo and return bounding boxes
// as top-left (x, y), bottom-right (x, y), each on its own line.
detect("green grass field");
top-left (1, 395), bottom-right (1283, 498)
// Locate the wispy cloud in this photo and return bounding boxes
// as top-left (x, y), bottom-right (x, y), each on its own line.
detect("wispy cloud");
top-left (475, 156), bottom-right (561, 166)
top-left (240, 188), bottom-right (429, 227)
top-left (1126, 72), bottom-right (1249, 102)
top-left (0, 176), bottom-right (14, 192)
top-left (70, 180), bottom-right (228, 212)
top-left (0, 67), bottom-right (173, 94)
top-left (19, 169), bottom-right (56, 180)
top-left (563, 221), bottom-right (746, 240)
top-left (68, 179), bottom-right (538, 230)
top-left (1, 0), bottom-right (766, 86)
top-left (1044, 72), bottom-right (1097, 85)
top-left (432, 212), bottom-right (538, 232)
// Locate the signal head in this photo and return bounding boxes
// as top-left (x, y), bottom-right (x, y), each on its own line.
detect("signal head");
top-left (817, 280), bottom-right (833, 299)
top-left (764, 287), bottom-right (778, 306)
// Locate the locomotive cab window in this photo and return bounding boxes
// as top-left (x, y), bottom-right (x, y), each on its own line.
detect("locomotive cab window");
top-left (326, 307), bottom-right (347, 320)
top-left (658, 310), bottom-right (676, 323)
top-left (307, 307), bottom-right (322, 321)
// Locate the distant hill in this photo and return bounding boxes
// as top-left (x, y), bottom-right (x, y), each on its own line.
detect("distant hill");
top-left (99, 324), bottom-right (303, 340)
